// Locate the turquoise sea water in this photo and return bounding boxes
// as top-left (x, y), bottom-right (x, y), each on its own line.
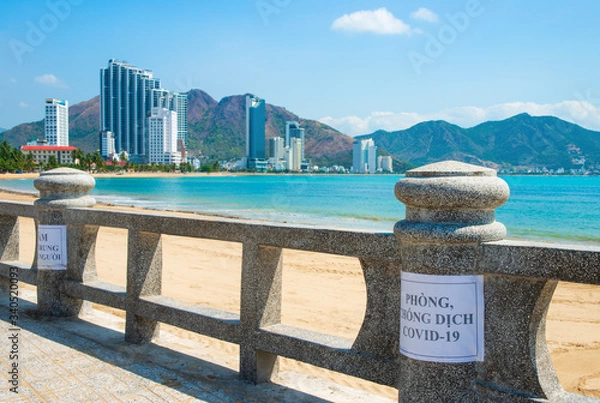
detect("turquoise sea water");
top-left (0, 175), bottom-right (599, 244)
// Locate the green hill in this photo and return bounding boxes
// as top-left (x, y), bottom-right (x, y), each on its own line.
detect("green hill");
top-left (357, 113), bottom-right (600, 170)
top-left (187, 91), bottom-right (352, 166)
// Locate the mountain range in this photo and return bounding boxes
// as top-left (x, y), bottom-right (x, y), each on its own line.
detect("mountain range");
top-left (0, 128), bottom-right (6, 134)
top-left (356, 113), bottom-right (600, 169)
top-left (2, 90), bottom-right (599, 170)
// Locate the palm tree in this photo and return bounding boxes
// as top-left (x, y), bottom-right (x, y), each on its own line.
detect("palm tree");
top-left (0, 140), bottom-right (12, 161)
top-left (0, 140), bottom-right (12, 171)
top-left (92, 150), bottom-right (105, 171)
top-left (10, 147), bottom-right (24, 172)
top-left (46, 155), bottom-right (59, 170)
top-left (71, 148), bottom-right (84, 167)
top-left (80, 153), bottom-right (92, 171)
top-left (24, 153), bottom-right (36, 172)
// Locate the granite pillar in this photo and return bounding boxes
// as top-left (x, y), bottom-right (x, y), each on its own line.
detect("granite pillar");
top-left (394, 161), bottom-right (509, 402)
top-left (34, 168), bottom-right (96, 316)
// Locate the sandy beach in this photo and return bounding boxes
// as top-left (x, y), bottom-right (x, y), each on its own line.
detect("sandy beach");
top-left (0, 183), bottom-right (598, 399)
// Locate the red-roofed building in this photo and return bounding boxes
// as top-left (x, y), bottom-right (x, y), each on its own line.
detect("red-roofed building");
top-left (21, 146), bottom-right (77, 165)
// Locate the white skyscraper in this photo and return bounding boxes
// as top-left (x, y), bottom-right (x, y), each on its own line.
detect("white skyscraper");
top-left (100, 131), bottom-right (115, 159)
top-left (291, 137), bottom-right (303, 171)
top-left (352, 138), bottom-right (377, 173)
top-left (269, 136), bottom-right (285, 162)
top-left (45, 98), bottom-right (69, 146)
top-left (367, 141), bottom-right (377, 174)
top-left (378, 156), bottom-right (393, 172)
top-left (284, 146), bottom-right (294, 171)
top-left (170, 92), bottom-right (188, 147)
top-left (285, 121), bottom-right (306, 161)
top-left (152, 89), bottom-right (188, 147)
top-left (148, 107), bottom-right (181, 165)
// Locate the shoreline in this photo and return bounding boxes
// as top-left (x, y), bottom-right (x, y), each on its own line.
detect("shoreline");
top-left (0, 187), bottom-right (387, 233)
top-left (0, 171), bottom-right (597, 182)
top-left (0, 180), bottom-right (598, 246)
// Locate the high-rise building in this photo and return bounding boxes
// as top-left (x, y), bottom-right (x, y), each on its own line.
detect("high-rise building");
top-left (151, 88), bottom-right (171, 109)
top-left (367, 141), bottom-right (377, 174)
top-left (45, 98), bottom-right (69, 146)
top-left (284, 146), bottom-right (294, 171)
top-left (100, 59), bottom-right (161, 161)
top-left (291, 137), bottom-right (303, 171)
top-left (378, 155), bottom-right (393, 173)
top-left (246, 95), bottom-right (266, 169)
top-left (352, 138), bottom-right (377, 173)
top-left (151, 89), bottom-right (188, 147)
top-left (268, 136), bottom-right (284, 162)
top-left (100, 59), bottom-right (186, 162)
top-left (148, 107), bottom-right (180, 165)
top-left (170, 92), bottom-right (188, 147)
top-left (100, 131), bottom-right (115, 159)
top-left (285, 121), bottom-right (305, 161)
top-left (352, 140), bottom-right (363, 173)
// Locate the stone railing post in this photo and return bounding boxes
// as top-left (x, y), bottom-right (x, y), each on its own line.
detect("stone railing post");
top-left (239, 242), bottom-right (283, 383)
top-left (125, 230), bottom-right (162, 344)
top-left (34, 168), bottom-right (96, 316)
top-left (394, 161), bottom-right (509, 402)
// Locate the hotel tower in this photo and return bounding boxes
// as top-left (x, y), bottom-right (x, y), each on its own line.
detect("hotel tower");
top-left (100, 59), bottom-right (187, 162)
top-left (44, 98), bottom-right (69, 146)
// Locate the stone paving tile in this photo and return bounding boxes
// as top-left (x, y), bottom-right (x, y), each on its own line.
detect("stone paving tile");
top-left (0, 290), bottom-right (395, 403)
top-left (1, 316), bottom-right (211, 401)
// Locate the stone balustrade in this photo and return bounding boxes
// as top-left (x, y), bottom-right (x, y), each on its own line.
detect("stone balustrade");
top-left (0, 163), bottom-right (598, 402)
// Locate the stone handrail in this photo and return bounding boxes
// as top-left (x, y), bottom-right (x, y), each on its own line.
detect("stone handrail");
top-left (0, 164), bottom-right (598, 402)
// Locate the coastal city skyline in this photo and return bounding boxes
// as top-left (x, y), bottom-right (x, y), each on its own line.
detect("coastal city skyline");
top-left (1, 1), bottom-right (600, 136)
top-left (16, 59), bottom-right (314, 171)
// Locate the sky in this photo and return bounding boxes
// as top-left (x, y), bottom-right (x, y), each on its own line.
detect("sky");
top-left (1, 0), bottom-right (600, 136)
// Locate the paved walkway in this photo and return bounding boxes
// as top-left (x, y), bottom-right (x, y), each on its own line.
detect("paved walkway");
top-left (0, 289), bottom-right (394, 403)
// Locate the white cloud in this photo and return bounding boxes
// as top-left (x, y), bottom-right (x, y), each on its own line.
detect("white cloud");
top-left (410, 7), bottom-right (439, 23)
top-left (34, 73), bottom-right (68, 88)
top-left (331, 8), bottom-right (416, 35)
top-left (319, 101), bottom-right (600, 136)
top-left (19, 102), bottom-right (28, 108)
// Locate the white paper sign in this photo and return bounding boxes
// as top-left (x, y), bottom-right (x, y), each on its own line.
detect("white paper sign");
top-left (37, 225), bottom-right (67, 270)
top-left (400, 271), bottom-right (484, 363)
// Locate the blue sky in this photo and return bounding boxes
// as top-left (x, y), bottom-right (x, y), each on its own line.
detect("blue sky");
top-left (1, 0), bottom-right (600, 135)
